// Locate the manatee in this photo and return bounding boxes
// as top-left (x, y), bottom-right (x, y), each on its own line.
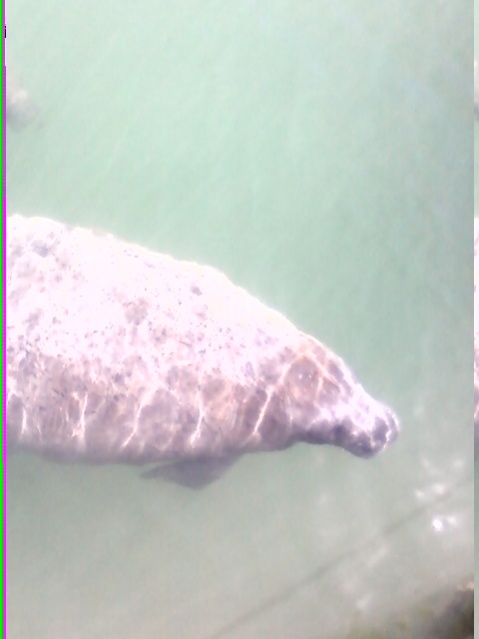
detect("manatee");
top-left (6, 68), bottom-right (39, 130)
top-left (6, 215), bottom-right (399, 487)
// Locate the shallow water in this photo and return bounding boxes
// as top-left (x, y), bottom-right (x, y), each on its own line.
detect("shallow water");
top-left (6, 1), bottom-right (472, 637)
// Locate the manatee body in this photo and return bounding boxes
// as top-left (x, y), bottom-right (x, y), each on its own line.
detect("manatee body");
top-left (6, 69), bottom-right (38, 130)
top-left (7, 215), bottom-right (398, 487)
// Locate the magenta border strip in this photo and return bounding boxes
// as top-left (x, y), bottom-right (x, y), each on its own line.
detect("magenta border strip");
top-left (3, 6), bottom-right (7, 639)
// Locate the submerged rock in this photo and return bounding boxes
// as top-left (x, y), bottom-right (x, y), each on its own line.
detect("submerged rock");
top-left (6, 215), bottom-right (399, 487)
top-left (424, 581), bottom-right (473, 639)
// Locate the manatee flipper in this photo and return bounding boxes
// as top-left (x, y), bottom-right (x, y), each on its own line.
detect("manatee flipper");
top-left (141, 456), bottom-right (239, 489)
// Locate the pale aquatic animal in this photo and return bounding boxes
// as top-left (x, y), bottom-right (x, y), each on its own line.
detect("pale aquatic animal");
top-left (7, 215), bottom-right (399, 487)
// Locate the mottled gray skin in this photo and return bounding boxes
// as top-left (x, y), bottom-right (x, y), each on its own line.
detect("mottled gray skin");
top-left (6, 69), bottom-right (38, 130)
top-left (7, 215), bottom-right (398, 485)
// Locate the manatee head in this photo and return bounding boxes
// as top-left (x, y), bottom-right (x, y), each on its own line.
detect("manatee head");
top-left (281, 338), bottom-right (399, 458)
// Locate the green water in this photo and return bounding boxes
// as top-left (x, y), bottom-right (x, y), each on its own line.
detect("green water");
top-left (6, 2), bottom-right (472, 638)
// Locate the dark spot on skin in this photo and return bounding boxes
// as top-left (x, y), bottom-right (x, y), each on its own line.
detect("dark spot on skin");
top-left (125, 300), bottom-right (148, 325)
top-left (32, 241), bottom-right (50, 257)
top-left (149, 325), bottom-right (169, 344)
top-left (25, 310), bottom-right (43, 327)
top-left (191, 284), bottom-right (202, 295)
top-left (244, 362), bottom-right (254, 379)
